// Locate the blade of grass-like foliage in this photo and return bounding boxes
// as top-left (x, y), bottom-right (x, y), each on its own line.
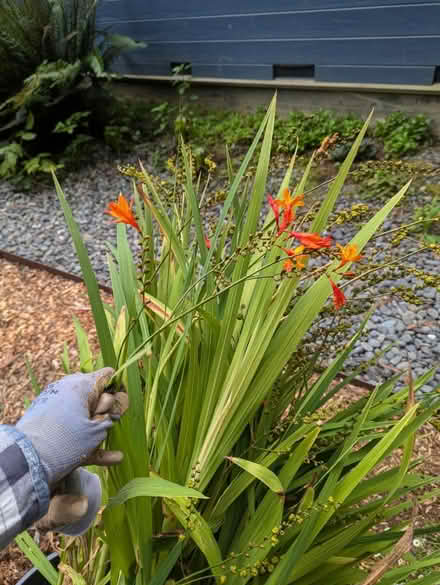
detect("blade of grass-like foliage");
top-left (296, 308), bottom-right (373, 417)
top-left (57, 564), bottom-right (87, 585)
top-left (256, 180), bottom-right (411, 411)
top-left (226, 456), bottom-right (284, 494)
top-left (316, 405), bottom-right (418, 533)
top-left (311, 110), bottom-right (373, 233)
top-left (141, 292), bottom-right (186, 337)
top-left (53, 173), bottom-right (116, 367)
top-left (291, 564), bottom-right (365, 585)
top-left (228, 489), bottom-right (284, 585)
top-left (136, 175), bottom-right (187, 273)
top-left (108, 477), bottom-right (207, 506)
top-left (286, 516), bottom-right (372, 583)
top-left (317, 387), bottom-right (379, 486)
top-left (203, 94), bottom-right (277, 270)
top-left (181, 139), bottom-right (209, 262)
top-left (192, 95), bottom-right (277, 470)
top-left (15, 532), bottom-right (59, 585)
top-left (211, 425), bottom-right (317, 521)
top-left (25, 356), bottom-right (41, 395)
top-left (164, 497), bottom-right (224, 581)
top-left (61, 341), bottom-right (71, 374)
top-left (266, 405), bottom-right (417, 585)
top-left (116, 224), bottom-right (139, 317)
top-left (399, 575), bottom-right (440, 585)
top-left (359, 512), bottom-right (414, 585)
top-left (73, 316), bottom-right (93, 372)
top-left (295, 149), bottom-right (316, 196)
top-left (373, 553), bottom-right (440, 583)
top-left (147, 540), bottom-right (184, 585)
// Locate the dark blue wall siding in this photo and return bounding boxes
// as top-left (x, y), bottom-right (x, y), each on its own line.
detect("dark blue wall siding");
top-left (98, 1), bottom-right (440, 85)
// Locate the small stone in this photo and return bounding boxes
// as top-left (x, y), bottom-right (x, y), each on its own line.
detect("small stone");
top-left (401, 311), bottom-right (416, 325)
top-left (423, 288), bottom-right (436, 299)
top-left (427, 308), bottom-right (439, 320)
top-left (428, 334), bottom-right (437, 340)
top-left (380, 319), bottom-right (396, 334)
top-left (395, 321), bottom-right (405, 333)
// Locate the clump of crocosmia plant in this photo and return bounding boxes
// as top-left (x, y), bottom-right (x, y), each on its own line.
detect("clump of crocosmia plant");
top-left (32, 95), bottom-right (440, 585)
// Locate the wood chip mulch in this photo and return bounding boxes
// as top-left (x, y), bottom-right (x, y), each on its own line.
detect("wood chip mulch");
top-left (1, 256), bottom-right (440, 584)
top-left (0, 257), bottom-right (110, 585)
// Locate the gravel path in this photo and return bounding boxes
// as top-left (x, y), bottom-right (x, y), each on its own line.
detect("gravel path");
top-left (1, 145), bottom-right (439, 393)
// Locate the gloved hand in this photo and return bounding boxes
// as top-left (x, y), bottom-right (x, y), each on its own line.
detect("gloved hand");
top-left (37, 468), bottom-right (102, 535)
top-left (16, 367), bottom-right (127, 486)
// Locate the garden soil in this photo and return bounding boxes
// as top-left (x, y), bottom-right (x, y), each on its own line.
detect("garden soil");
top-left (0, 256), bottom-right (439, 584)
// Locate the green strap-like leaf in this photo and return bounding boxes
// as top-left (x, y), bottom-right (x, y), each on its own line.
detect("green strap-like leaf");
top-left (15, 532), bottom-right (59, 585)
top-left (227, 456), bottom-right (285, 494)
top-left (108, 477), bottom-right (208, 507)
top-left (147, 540), bottom-right (184, 585)
top-left (53, 173), bottom-right (116, 367)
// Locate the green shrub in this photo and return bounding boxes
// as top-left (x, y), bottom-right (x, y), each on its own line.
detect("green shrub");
top-left (375, 111), bottom-right (432, 157)
top-left (0, 0), bottom-right (145, 185)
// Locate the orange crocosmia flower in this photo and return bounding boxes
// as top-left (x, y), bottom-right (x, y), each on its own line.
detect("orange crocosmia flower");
top-left (277, 205), bottom-right (294, 235)
top-left (267, 194), bottom-right (280, 226)
top-left (281, 245), bottom-right (308, 271)
top-left (204, 236), bottom-right (211, 249)
top-left (105, 193), bottom-right (140, 232)
top-left (274, 188), bottom-right (304, 212)
top-left (283, 259), bottom-right (294, 272)
top-left (329, 279), bottom-right (346, 310)
top-left (268, 190), bottom-right (304, 235)
top-left (336, 243), bottom-right (363, 268)
top-left (290, 231), bottom-right (332, 249)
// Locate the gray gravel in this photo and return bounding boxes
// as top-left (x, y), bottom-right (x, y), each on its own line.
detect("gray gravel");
top-left (1, 146), bottom-right (439, 394)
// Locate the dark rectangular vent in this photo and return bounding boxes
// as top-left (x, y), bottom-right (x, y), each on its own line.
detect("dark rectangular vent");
top-left (434, 66), bottom-right (440, 83)
top-left (170, 62), bottom-right (192, 75)
top-left (273, 65), bottom-right (315, 79)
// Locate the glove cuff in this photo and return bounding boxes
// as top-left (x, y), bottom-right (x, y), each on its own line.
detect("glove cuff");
top-left (2, 425), bottom-right (50, 520)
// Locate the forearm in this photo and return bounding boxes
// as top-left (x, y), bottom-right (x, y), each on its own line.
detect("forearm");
top-left (0, 425), bottom-right (49, 549)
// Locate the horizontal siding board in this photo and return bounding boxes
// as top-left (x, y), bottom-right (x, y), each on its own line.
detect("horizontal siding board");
top-left (116, 38), bottom-right (440, 67)
top-left (192, 64), bottom-right (273, 79)
top-left (98, 1), bottom-right (440, 20)
top-left (316, 65), bottom-right (436, 84)
top-left (112, 63), bottom-right (171, 76)
top-left (97, 7), bottom-right (440, 41)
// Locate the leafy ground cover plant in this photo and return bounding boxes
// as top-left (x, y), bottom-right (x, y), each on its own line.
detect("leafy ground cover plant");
top-left (17, 95), bottom-right (440, 585)
top-left (349, 160), bottom-right (440, 201)
top-left (411, 185), bottom-right (440, 244)
top-left (374, 112), bottom-right (432, 158)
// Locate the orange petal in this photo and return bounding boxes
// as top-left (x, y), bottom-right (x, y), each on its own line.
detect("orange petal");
top-left (290, 231), bottom-right (333, 249)
top-left (329, 279), bottom-right (346, 310)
